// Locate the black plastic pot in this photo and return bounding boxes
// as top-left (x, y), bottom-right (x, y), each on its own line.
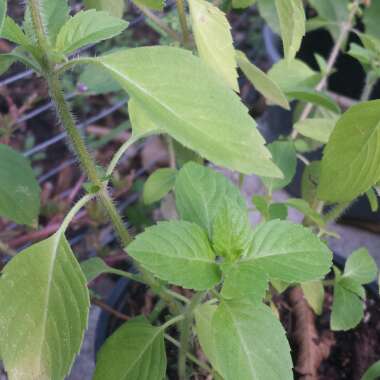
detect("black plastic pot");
top-left (94, 253), bottom-right (379, 356)
top-left (261, 25), bottom-right (380, 225)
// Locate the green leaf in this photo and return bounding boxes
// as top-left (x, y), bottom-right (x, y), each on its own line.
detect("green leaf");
top-left (261, 141), bottom-right (297, 192)
top-left (212, 198), bottom-right (252, 260)
top-left (81, 257), bottom-right (114, 283)
top-left (232, 0), bottom-right (256, 9)
top-left (127, 220), bottom-right (221, 290)
top-left (189, 0), bottom-right (238, 90)
top-left (268, 202), bottom-right (288, 220)
top-left (331, 278), bottom-right (364, 331)
top-left (245, 220), bottom-right (332, 283)
top-left (84, 0), bottom-right (126, 18)
top-left (143, 168), bottom-right (177, 205)
top-left (348, 43), bottom-right (375, 69)
top-left (301, 280), bottom-right (324, 315)
top-left (133, 0), bottom-right (164, 11)
top-left (343, 248), bottom-right (377, 285)
top-left (194, 304), bottom-right (218, 367)
top-left (1, 17), bottom-right (33, 50)
top-left (286, 89), bottom-right (340, 114)
top-left (0, 0), bottom-right (6, 35)
top-left (252, 195), bottom-right (270, 219)
top-left (294, 118), bottom-right (336, 144)
top-left (0, 144), bottom-right (40, 226)
top-left (257, 0), bottom-right (280, 34)
top-left (364, 1), bottom-right (380, 39)
top-left (361, 360), bottom-right (380, 380)
top-left (97, 47), bottom-right (282, 176)
top-left (366, 188), bottom-right (379, 212)
top-left (212, 301), bottom-right (293, 380)
top-left (268, 58), bottom-right (320, 93)
top-left (318, 100), bottom-right (380, 202)
top-left (0, 234), bottom-right (90, 379)
top-left (55, 10), bottom-right (129, 55)
top-left (0, 53), bottom-right (15, 75)
top-left (175, 162), bottom-right (246, 236)
top-left (275, 0), bottom-right (305, 60)
top-left (79, 64), bottom-right (121, 94)
top-left (285, 198), bottom-right (325, 227)
top-left (221, 262), bottom-right (268, 303)
top-left (236, 51), bottom-right (289, 110)
top-left (94, 319), bottom-right (166, 380)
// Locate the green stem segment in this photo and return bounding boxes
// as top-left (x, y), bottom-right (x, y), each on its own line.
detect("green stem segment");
top-left (176, 0), bottom-right (190, 47)
top-left (178, 292), bottom-right (205, 380)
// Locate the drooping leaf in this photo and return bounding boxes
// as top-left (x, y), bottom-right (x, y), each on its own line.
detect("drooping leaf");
top-left (0, 144), bottom-right (40, 226)
top-left (189, 0), bottom-right (238, 90)
top-left (0, 0), bottom-right (6, 35)
top-left (1, 17), bottom-right (34, 51)
top-left (268, 58), bottom-right (320, 93)
top-left (343, 248), bottom-right (377, 285)
top-left (96, 47), bottom-right (282, 176)
top-left (127, 220), bottom-right (221, 290)
top-left (143, 168), bottom-right (177, 205)
top-left (0, 234), bottom-right (90, 379)
top-left (236, 50), bottom-right (289, 110)
top-left (275, 0), bottom-right (305, 60)
top-left (285, 198), bottom-right (325, 227)
top-left (331, 278), bottom-right (364, 331)
top-left (363, 1), bottom-right (380, 39)
top-left (301, 280), bottom-right (325, 315)
top-left (261, 141), bottom-right (297, 192)
top-left (245, 220), bottom-right (332, 283)
top-left (294, 118), bottom-right (336, 144)
top-left (318, 100), bottom-right (380, 202)
top-left (55, 10), bottom-right (129, 55)
top-left (0, 46), bottom-right (41, 74)
top-left (175, 162), bottom-right (246, 236)
top-left (212, 300), bottom-right (293, 380)
top-left (94, 319), bottom-right (166, 380)
top-left (212, 198), bottom-right (252, 260)
top-left (221, 262), bottom-right (268, 303)
top-left (81, 257), bottom-right (115, 283)
top-left (84, 0), bottom-right (126, 18)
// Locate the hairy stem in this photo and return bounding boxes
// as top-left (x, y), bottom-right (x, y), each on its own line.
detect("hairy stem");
top-left (178, 292), bottom-right (205, 380)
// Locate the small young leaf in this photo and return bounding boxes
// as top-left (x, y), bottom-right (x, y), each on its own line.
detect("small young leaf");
top-left (318, 100), bottom-right (380, 202)
top-left (252, 195), bottom-right (270, 219)
top-left (343, 248), bottom-right (377, 285)
top-left (81, 257), bottom-right (114, 283)
top-left (212, 198), bottom-right (252, 260)
top-left (84, 0), bottom-right (126, 18)
top-left (236, 50), bottom-right (290, 110)
top-left (94, 319), bottom-right (166, 380)
top-left (212, 301), bottom-right (293, 380)
top-left (261, 141), bottom-right (297, 192)
top-left (331, 278), bottom-right (364, 331)
top-left (286, 198), bottom-right (325, 227)
top-left (366, 188), bottom-right (379, 212)
top-left (294, 118), bottom-right (337, 144)
top-left (189, 0), bottom-right (238, 90)
top-left (221, 262), bottom-right (268, 303)
top-left (245, 220), bottom-right (332, 283)
top-left (127, 221), bottom-right (221, 290)
top-left (275, 0), bottom-right (305, 61)
top-left (143, 168), bottom-right (177, 205)
top-left (301, 280), bottom-right (325, 315)
top-left (0, 235), bottom-right (90, 379)
top-left (97, 47), bottom-right (282, 176)
top-left (268, 202), bottom-right (288, 220)
top-left (0, 0), bottom-right (6, 35)
top-left (55, 10), bottom-right (129, 55)
top-left (0, 144), bottom-right (40, 226)
top-left (175, 162), bottom-right (246, 236)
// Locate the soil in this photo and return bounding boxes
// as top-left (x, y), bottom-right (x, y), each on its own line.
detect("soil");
top-left (97, 278), bottom-right (380, 380)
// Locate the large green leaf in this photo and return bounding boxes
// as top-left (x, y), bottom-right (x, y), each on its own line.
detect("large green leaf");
top-left (343, 248), bottom-right (377, 285)
top-left (79, 64), bottom-right (121, 94)
top-left (212, 301), bottom-right (293, 380)
top-left (175, 162), bottom-right (246, 236)
top-left (294, 117), bottom-right (336, 144)
top-left (0, 144), bottom-right (40, 226)
top-left (318, 100), bottom-right (380, 202)
top-left (55, 10), bottom-right (129, 55)
top-left (364, 1), bottom-right (380, 39)
top-left (0, 234), bottom-right (90, 379)
top-left (84, 0), bottom-right (126, 18)
top-left (94, 319), bottom-right (166, 380)
top-left (97, 47), bottom-right (282, 176)
top-left (261, 141), bottom-right (297, 192)
top-left (245, 220), bottom-right (332, 282)
top-left (0, 0), bottom-right (7, 35)
top-left (143, 168), bottom-right (177, 205)
top-left (189, 0), bottom-right (238, 90)
top-left (127, 220), bottom-right (221, 290)
top-left (275, 0), bottom-right (305, 60)
top-left (236, 51), bottom-right (289, 110)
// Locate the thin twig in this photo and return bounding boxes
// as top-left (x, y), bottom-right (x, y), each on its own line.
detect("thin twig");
top-left (91, 297), bottom-right (130, 321)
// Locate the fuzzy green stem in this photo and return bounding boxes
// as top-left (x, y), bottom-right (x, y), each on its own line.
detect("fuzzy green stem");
top-left (178, 292), bottom-right (205, 380)
top-left (28, 0), bottom-right (50, 54)
top-left (176, 0), bottom-right (190, 47)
